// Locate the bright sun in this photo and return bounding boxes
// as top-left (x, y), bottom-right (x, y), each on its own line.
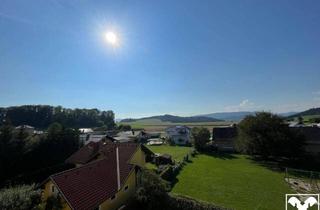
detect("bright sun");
top-left (105, 31), bottom-right (118, 46)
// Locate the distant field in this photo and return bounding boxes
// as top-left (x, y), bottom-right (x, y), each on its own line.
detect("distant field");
top-left (119, 119), bottom-right (233, 132)
top-left (172, 154), bottom-right (293, 210)
top-left (303, 114), bottom-right (320, 121)
top-left (147, 145), bottom-right (193, 162)
top-left (288, 114), bottom-right (320, 122)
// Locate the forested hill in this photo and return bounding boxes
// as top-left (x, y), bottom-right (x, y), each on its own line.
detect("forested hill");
top-left (121, 114), bottom-right (222, 123)
top-left (288, 107), bottom-right (320, 118)
top-left (0, 105), bottom-right (115, 129)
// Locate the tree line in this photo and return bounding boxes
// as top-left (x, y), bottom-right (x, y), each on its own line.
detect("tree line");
top-left (0, 105), bottom-right (115, 129)
top-left (0, 122), bottom-right (79, 187)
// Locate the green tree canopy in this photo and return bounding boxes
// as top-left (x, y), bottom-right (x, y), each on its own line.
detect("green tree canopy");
top-left (0, 105), bottom-right (115, 129)
top-left (191, 127), bottom-right (211, 151)
top-left (236, 112), bottom-right (305, 159)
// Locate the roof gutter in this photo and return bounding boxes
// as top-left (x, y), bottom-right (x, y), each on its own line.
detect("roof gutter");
top-left (116, 146), bottom-right (121, 190)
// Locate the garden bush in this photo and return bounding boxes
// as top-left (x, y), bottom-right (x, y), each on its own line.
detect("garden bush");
top-left (0, 184), bottom-right (41, 210)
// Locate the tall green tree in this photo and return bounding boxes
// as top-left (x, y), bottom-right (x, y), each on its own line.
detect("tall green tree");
top-left (0, 124), bottom-right (14, 182)
top-left (236, 112), bottom-right (305, 159)
top-left (191, 127), bottom-right (211, 151)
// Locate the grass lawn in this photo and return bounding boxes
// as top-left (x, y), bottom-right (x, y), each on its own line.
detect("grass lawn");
top-left (147, 145), bottom-right (193, 162)
top-left (172, 154), bottom-right (293, 210)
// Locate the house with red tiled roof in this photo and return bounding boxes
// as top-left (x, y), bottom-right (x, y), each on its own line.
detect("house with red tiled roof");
top-left (42, 141), bottom-right (153, 210)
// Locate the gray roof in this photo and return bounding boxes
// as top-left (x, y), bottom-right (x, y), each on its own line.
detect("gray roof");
top-left (213, 127), bottom-right (237, 139)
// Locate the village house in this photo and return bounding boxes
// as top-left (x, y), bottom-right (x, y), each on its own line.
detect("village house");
top-left (165, 125), bottom-right (191, 145)
top-left (136, 130), bottom-right (161, 143)
top-left (113, 130), bottom-right (140, 143)
top-left (290, 126), bottom-right (320, 158)
top-left (212, 125), bottom-right (237, 152)
top-left (15, 125), bottom-right (35, 135)
top-left (42, 141), bottom-right (153, 210)
top-left (79, 131), bottom-right (110, 145)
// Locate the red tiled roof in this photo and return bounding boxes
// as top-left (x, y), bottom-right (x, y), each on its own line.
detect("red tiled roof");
top-left (65, 141), bottom-right (100, 164)
top-left (51, 143), bottom-right (139, 210)
top-left (65, 137), bottom-right (116, 165)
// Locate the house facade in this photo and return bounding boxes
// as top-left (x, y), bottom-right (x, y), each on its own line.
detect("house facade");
top-left (15, 125), bottom-right (35, 135)
top-left (212, 125), bottom-right (237, 151)
top-left (42, 141), bottom-right (152, 210)
top-left (79, 131), bottom-right (110, 145)
top-left (165, 126), bottom-right (191, 145)
top-left (290, 126), bottom-right (320, 158)
top-left (136, 131), bottom-right (161, 143)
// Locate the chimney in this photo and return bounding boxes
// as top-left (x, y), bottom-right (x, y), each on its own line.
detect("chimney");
top-left (116, 146), bottom-right (121, 190)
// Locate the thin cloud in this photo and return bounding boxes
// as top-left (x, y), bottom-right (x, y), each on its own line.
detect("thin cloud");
top-left (225, 99), bottom-right (257, 112)
top-left (312, 90), bottom-right (320, 95)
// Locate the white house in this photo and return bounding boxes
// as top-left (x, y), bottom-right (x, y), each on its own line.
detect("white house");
top-left (15, 125), bottom-right (35, 135)
top-left (79, 129), bottom-right (107, 145)
top-left (79, 128), bottom-right (94, 133)
top-left (165, 125), bottom-right (191, 145)
top-left (113, 131), bottom-right (140, 143)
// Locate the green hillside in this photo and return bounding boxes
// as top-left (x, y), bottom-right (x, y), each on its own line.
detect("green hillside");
top-left (121, 114), bottom-right (222, 123)
top-left (288, 108), bottom-right (320, 118)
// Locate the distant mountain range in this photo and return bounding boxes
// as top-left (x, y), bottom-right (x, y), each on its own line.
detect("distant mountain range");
top-left (121, 111), bottom-right (301, 123)
top-left (195, 112), bottom-right (253, 121)
top-left (120, 114), bottom-right (222, 123)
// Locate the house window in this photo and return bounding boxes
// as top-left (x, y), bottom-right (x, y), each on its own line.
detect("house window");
top-left (111, 195), bottom-right (116, 200)
top-left (51, 185), bottom-right (54, 193)
top-left (124, 186), bottom-right (129, 191)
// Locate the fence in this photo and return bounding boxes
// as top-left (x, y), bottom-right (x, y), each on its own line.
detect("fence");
top-left (285, 167), bottom-right (320, 193)
top-left (160, 149), bottom-right (197, 181)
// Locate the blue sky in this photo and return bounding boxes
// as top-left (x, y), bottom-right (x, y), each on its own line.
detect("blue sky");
top-left (0, 0), bottom-right (319, 118)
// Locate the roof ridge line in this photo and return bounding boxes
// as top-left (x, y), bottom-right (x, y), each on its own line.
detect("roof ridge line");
top-left (51, 155), bottom-right (113, 177)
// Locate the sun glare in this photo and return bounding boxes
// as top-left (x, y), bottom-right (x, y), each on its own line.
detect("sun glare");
top-left (105, 31), bottom-right (118, 46)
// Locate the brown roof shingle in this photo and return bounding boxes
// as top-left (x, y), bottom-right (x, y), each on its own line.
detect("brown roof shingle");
top-left (51, 142), bottom-right (139, 210)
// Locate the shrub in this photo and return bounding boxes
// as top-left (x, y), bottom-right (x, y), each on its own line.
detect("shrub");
top-left (131, 170), bottom-right (230, 210)
top-left (135, 170), bottom-right (170, 210)
top-left (168, 194), bottom-right (231, 210)
top-left (0, 184), bottom-right (41, 210)
top-left (160, 165), bottom-right (174, 181)
top-left (45, 196), bottom-right (63, 210)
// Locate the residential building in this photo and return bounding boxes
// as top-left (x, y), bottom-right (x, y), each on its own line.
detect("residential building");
top-left (137, 131), bottom-right (161, 143)
top-left (290, 127), bottom-right (320, 157)
top-left (165, 126), bottom-right (191, 145)
top-left (212, 125), bottom-right (237, 151)
top-left (114, 131), bottom-right (140, 143)
top-left (79, 131), bottom-right (108, 145)
top-left (79, 128), bottom-right (94, 134)
top-left (42, 141), bottom-right (153, 210)
top-left (15, 125), bottom-right (35, 135)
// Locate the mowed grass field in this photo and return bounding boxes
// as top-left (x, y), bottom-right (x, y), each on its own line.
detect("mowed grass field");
top-left (172, 154), bottom-right (293, 210)
top-left (120, 119), bottom-right (233, 132)
top-left (147, 145), bottom-right (193, 162)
